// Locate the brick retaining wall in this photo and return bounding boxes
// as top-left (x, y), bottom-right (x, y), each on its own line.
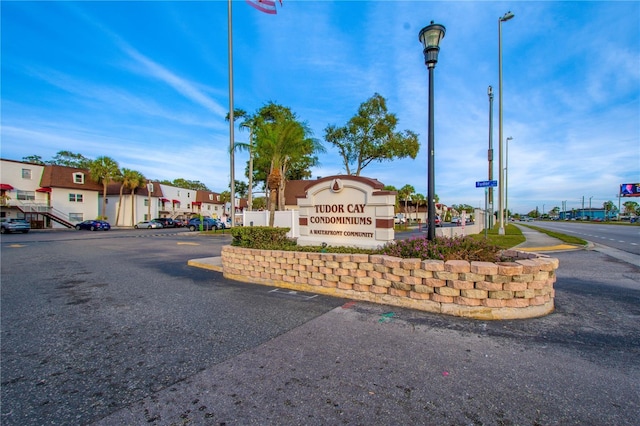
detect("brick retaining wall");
top-left (220, 246), bottom-right (558, 320)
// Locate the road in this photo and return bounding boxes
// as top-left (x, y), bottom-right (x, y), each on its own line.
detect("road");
top-left (523, 221), bottom-right (640, 255)
top-left (1, 228), bottom-right (639, 425)
top-left (0, 228), bottom-right (346, 425)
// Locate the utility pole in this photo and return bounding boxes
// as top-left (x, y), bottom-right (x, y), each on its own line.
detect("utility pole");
top-left (487, 85), bottom-right (494, 228)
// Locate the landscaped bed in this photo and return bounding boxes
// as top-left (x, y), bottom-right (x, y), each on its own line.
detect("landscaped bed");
top-left (220, 227), bottom-right (558, 320)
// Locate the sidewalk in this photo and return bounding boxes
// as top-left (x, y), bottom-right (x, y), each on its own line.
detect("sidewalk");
top-left (512, 224), bottom-right (584, 253)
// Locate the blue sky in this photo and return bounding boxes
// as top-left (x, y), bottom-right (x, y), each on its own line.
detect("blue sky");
top-left (2, 1), bottom-right (638, 214)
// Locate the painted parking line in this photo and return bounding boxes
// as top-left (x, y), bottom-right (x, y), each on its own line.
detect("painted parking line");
top-left (268, 288), bottom-right (318, 300)
top-left (177, 242), bottom-right (200, 246)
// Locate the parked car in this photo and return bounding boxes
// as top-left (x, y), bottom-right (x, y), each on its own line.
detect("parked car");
top-left (215, 218), bottom-right (230, 229)
top-left (75, 220), bottom-right (111, 231)
top-left (1, 218), bottom-right (31, 234)
top-left (135, 220), bottom-right (163, 229)
top-left (421, 216), bottom-right (442, 228)
top-left (188, 217), bottom-right (222, 231)
top-left (173, 219), bottom-right (185, 228)
top-left (153, 218), bottom-right (175, 228)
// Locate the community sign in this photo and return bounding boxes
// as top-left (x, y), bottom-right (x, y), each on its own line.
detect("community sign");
top-left (296, 175), bottom-right (396, 249)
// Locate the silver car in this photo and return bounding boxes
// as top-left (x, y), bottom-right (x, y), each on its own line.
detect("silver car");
top-left (134, 220), bottom-right (163, 229)
top-left (0, 218), bottom-right (31, 234)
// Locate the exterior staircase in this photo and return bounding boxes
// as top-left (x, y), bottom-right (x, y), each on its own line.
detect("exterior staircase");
top-left (13, 201), bottom-right (75, 229)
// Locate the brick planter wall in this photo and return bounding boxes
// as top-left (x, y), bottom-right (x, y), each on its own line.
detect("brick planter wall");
top-left (220, 246), bottom-right (558, 320)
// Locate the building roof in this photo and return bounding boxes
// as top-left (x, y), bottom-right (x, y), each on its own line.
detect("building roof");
top-left (195, 190), bottom-right (223, 204)
top-left (284, 180), bottom-right (311, 206)
top-left (39, 165), bottom-right (103, 191)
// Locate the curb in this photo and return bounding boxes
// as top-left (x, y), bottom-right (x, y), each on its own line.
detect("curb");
top-left (516, 244), bottom-right (584, 253)
top-left (187, 257), bottom-right (223, 272)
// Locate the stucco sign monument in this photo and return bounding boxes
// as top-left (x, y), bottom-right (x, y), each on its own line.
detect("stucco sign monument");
top-left (296, 175), bottom-right (396, 249)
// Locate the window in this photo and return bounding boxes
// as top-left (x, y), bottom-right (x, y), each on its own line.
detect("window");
top-left (73, 173), bottom-right (85, 184)
top-left (209, 194), bottom-right (214, 201)
top-left (22, 169), bottom-right (32, 179)
top-left (16, 190), bottom-right (35, 201)
top-left (187, 193), bottom-right (190, 198)
top-left (69, 213), bottom-right (83, 222)
top-left (69, 194), bottom-right (83, 202)
top-left (207, 205), bottom-right (211, 211)
top-left (144, 198), bottom-right (149, 207)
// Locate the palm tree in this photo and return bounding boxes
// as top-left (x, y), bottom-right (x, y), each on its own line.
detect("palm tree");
top-left (412, 193), bottom-right (425, 222)
top-left (89, 156), bottom-right (120, 220)
top-left (227, 108), bottom-right (258, 211)
top-left (127, 170), bottom-right (146, 226)
top-left (398, 184), bottom-right (415, 219)
top-left (115, 168), bottom-right (140, 226)
top-left (114, 170), bottom-right (125, 226)
top-left (254, 119), bottom-right (322, 226)
top-left (238, 114), bottom-right (258, 212)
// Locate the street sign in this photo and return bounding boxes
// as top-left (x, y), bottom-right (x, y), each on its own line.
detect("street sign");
top-left (476, 180), bottom-right (497, 188)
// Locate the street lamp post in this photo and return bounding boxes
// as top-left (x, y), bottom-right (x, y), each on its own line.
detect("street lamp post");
top-left (419, 21), bottom-right (446, 241)
top-left (498, 10), bottom-right (514, 235)
top-left (487, 85), bottom-right (494, 228)
top-left (505, 136), bottom-right (513, 221)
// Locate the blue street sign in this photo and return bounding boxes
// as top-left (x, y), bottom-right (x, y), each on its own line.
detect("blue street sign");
top-left (476, 180), bottom-right (497, 188)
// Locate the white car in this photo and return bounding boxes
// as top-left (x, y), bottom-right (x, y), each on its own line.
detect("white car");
top-left (135, 220), bottom-right (163, 229)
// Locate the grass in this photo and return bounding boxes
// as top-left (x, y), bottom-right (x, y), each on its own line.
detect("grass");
top-left (519, 224), bottom-right (587, 246)
top-left (469, 224), bottom-right (526, 249)
top-left (390, 223), bottom-right (527, 249)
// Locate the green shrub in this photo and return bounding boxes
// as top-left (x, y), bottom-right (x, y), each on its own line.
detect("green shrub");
top-left (231, 227), bottom-right (502, 261)
top-left (379, 235), bottom-right (501, 262)
top-left (230, 226), bottom-right (296, 249)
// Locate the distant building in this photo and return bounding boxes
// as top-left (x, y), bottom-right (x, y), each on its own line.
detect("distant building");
top-left (1, 158), bottom-right (246, 228)
top-left (1, 159), bottom-right (101, 228)
top-left (559, 208), bottom-right (614, 221)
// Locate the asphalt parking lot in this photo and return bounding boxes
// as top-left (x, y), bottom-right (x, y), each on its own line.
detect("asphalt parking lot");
top-left (1, 230), bottom-right (639, 425)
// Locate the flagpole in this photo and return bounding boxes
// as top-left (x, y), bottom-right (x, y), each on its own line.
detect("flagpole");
top-left (227, 0), bottom-right (235, 227)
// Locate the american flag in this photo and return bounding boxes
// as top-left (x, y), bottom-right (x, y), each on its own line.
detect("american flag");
top-left (246, 0), bottom-right (278, 15)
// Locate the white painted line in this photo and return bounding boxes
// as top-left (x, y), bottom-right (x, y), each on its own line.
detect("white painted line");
top-left (268, 288), bottom-right (318, 300)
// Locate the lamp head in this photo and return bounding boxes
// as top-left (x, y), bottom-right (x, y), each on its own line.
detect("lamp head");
top-left (419, 21), bottom-right (446, 68)
top-left (501, 11), bottom-right (515, 22)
